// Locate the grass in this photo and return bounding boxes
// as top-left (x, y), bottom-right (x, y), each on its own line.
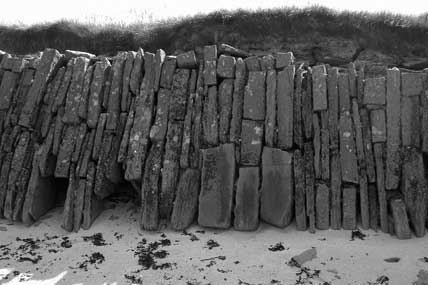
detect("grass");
top-left (0, 6), bottom-right (427, 59)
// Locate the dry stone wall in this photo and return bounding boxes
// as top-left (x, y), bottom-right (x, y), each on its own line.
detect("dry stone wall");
top-left (0, 44), bottom-right (427, 239)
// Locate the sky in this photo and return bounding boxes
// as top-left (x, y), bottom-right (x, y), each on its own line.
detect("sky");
top-left (1, 0), bottom-right (428, 26)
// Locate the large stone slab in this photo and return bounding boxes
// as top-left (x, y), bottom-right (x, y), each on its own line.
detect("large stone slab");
top-left (328, 67), bottom-right (339, 149)
top-left (293, 67), bottom-right (305, 149)
top-left (360, 108), bottom-right (376, 183)
top-left (320, 112), bottom-right (330, 181)
top-left (265, 70), bottom-right (277, 147)
top-left (180, 93), bottom-right (194, 168)
top-left (121, 51), bottom-right (136, 112)
top-left (149, 88), bottom-right (170, 142)
top-left (338, 73), bottom-right (351, 113)
top-left (92, 113), bottom-right (107, 161)
top-left (230, 58), bottom-right (247, 144)
top-left (363, 77), bottom-right (386, 106)
top-left (234, 167), bottom-right (260, 231)
top-left (81, 161), bottom-right (103, 230)
top-left (217, 55), bottom-right (236, 78)
top-left (243, 71), bottom-right (266, 121)
top-left (240, 120), bottom-right (263, 166)
top-left (369, 184), bottom-right (379, 231)
top-left (106, 52), bottom-right (126, 131)
top-left (277, 66), bottom-right (295, 149)
top-left (129, 48), bottom-right (144, 95)
top-left (339, 112), bottom-right (358, 184)
top-left (54, 125), bottom-right (78, 178)
top-left (77, 64), bottom-right (94, 120)
top-left (260, 147), bottom-right (294, 228)
top-left (342, 186), bottom-right (357, 230)
top-left (304, 142), bottom-right (315, 233)
top-left (219, 43), bottom-right (250, 58)
top-left (401, 72), bottom-right (424, 97)
top-left (0, 71), bottom-right (19, 111)
top-left (261, 55), bottom-right (275, 71)
top-left (218, 79), bottom-right (234, 143)
top-left (159, 55), bottom-right (177, 89)
top-left (315, 183), bottom-right (330, 230)
top-left (330, 150), bottom-right (342, 230)
top-left (198, 144), bottom-right (235, 229)
top-left (275, 52), bottom-right (294, 69)
top-left (203, 45), bottom-right (217, 86)
top-left (302, 69), bottom-right (313, 139)
top-left (87, 58), bottom-right (111, 128)
top-left (154, 49), bottom-right (166, 92)
top-left (313, 114), bottom-right (321, 179)
top-left (294, 150), bottom-right (306, 231)
top-left (374, 143), bottom-right (388, 233)
top-left (401, 96), bottom-right (420, 148)
top-left (244, 56), bottom-right (261, 71)
top-left (370, 109), bottom-right (386, 143)
top-left (176, 50), bottom-right (197, 68)
top-left (202, 85), bottom-right (219, 146)
top-left (312, 65), bottom-right (328, 111)
top-left (169, 68), bottom-right (190, 121)
top-left (390, 198), bottom-right (411, 240)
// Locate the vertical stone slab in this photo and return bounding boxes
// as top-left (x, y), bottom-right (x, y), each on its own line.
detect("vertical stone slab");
top-left (370, 109), bottom-right (386, 143)
top-left (357, 66), bottom-right (365, 105)
top-left (170, 169), bottom-right (201, 230)
top-left (294, 150), bottom-right (306, 231)
top-left (390, 199), bottom-right (411, 240)
top-left (180, 93), bottom-right (194, 168)
top-left (230, 58), bottom-right (247, 143)
top-left (234, 167), bottom-right (260, 231)
top-left (313, 113), bottom-right (321, 179)
top-left (106, 52), bottom-right (126, 131)
top-left (92, 113), bottom-right (107, 161)
top-left (218, 78), bottom-right (234, 143)
top-left (261, 55), bottom-right (275, 71)
top-left (243, 71), bottom-right (266, 121)
top-left (176, 50), bottom-right (197, 68)
top-left (198, 144), bottom-right (235, 229)
top-left (77, 64), bottom-right (94, 120)
top-left (19, 48), bottom-right (62, 128)
top-left (401, 148), bottom-right (427, 237)
top-left (129, 48), bottom-right (144, 95)
top-left (363, 77), bottom-right (386, 106)
top-left (277, 66), bottom-right (295, 149)
top-left (315, 183), bottom-right (330, 230)
top-left (302, 69), bottom-right (313, 139)
top-left (374, 143), bottom-right (388, 233)
top-left (401, 95), bottom-right (420, 148)
top-left (82, 161), bottom-right (103, 230)
top-left (312, 65), bottom-right (328, 111)
top-left (72, 178), bottom-right (86, 232)
top-left (54, 125), bottom-right (78, 178)
top-left (159, 55), bottom-right (177, 89)
top-left (71, 123), bottom-right (87, 163)
top-left (421, 70), bottom-right (428, 153)
top-left (330, 150), bottom-right (342, 230)
top-left (359, 169), bottom-right (370, 230)
top-left (401, 72), bottom-right (424, 97)
top-left (0, 71), bottom-right (20, 111)
top-left (368, 184), bottom-right (379, 231)
top-left (293, 68), bottom-right (305, 149)
top-left (169, 68), bottom-right (190, 121)
top-left (203, 45), bottom-right (217, 86)
top-left (244, 56), bottom-right (261, 71)
top-left (328, 67), bottom-right (339, 149)
top-left (260, 147), bottom-right (294, 228)
top-left (348, 63), bottom-right (357, 99)
top-left (339, 112), bottom-right (358, 184)
top-left (0, 153), bottom-right (12, 217)
top-left (240, 120), bottom-right (263, 166)
top-left (360, 108), bottom-right (376, 183)
top-left (304, 142), bottom-right (315, 233)
top-left (149, 88), bottom-right (170, 142)
top-left (338, 73), bottom-right (351, 113)
top-left (101, 63), bottom-right (112, 111)
top-left (154, 49), bottom-right (166, 92)
top-left (202, 85), bottom-right (219, 146)
top-left (342, 186), bottom-right (357, 230)
top-left (118, 110), bottom-right (134, 163)
top-left (77, 129), bottom-right (95, 177)
top-left (190, 65), bottom-right (204, 169)
top-left (217, 55), bottom-right (236, 78)
top-left (121, 51), bottom-right (136, 112)
top-left (275, 52), bottom-right (294, 69)
top-left (87, 58), bottom-right (111, 128)
top-left (320, 112), bottom-right (330, 181)
top-left (265, 70), bottom-right (277, 147)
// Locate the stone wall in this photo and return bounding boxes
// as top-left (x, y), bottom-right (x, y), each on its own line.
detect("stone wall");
top-left (0, 44), bottom-right (427, 239)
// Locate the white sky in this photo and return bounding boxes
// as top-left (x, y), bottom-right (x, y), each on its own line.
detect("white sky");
top-left (1, 0), bottom-right (428, 25)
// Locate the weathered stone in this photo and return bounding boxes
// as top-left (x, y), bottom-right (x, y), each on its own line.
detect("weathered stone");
top-left (313, 114), bottom-right (321, 179)
top-left (117, 110), bottom-right (134, 163)
top-left (53, 59), bottom-right (74, 113)
top-left (64, 50), bottom-right (95, 60)
top-left (129, 48), bottom-right (144, 95)
top-left (240, 120), bottom-right (263, 166)
top-left (170, 169), bottom-right (201, 230)
top-left (72, 178), bottom-right (86, 232)
top-left (304, 142), bottom-right (316, 233)
top-left (339, 112), bottom-right (358, 184)
top-left (373, 143), bottom-right (388, 233)
top-left (302, 69), bottom-right (313, 139)
top-left (277, 66), bottom-right (295, 148)
top-left (218, 79), bottom-right (234, 143)
top-left (189, 69), bottom-right (198, 93)
top-left (401, 72), bottom-right (424, 97)
top-left (92, 113), bottom-right (107, 161)
top-left (265, 70), bottom-right (277, 147)
top-left (217, 55), bottom-right (236, 78)
top-left (159, 56), bottom-right (177, 89)
top-left (244, 56), bottom-right (261, 71)
top-left (87, 58), bottom-right (110, 128)
top-left (55, 125), bottom-right (78, 178)
top-left (159, 121), bottom-right (183, 220)
top-left (93, 134), bottom-right (115, 199)
top-left (363, 77), bottom-right (386, 106)
top-left (338, 73), bottom-right (351, 113)
top-left (390, 199), bottom-right (411, 239)
top-left (39, 124), bottom-right (56, 177)
top-left (312, 65), bottom-right (328, 111)
top-left (219, 43), bottom-right (250, 58)
top-left (230, 58), bottom-right (247, 144)
top-left (12, 167), bottom-right (31, 222)
top-left (330, 150), bottom-right (342, 230)
top-left (261, 55), bottom-right (275, 71)
top-left (71, 123), bottom-right (87, 163)
top-left (328, 67), bottom-right (339, 149)
top-left (121, 51), bottom-right (136, 112)
top-left (169, 68), bottom-right (190, 121)
top-left (315, 183), bottom-right (330, 230)
top-left (320, 112), bottom-right (330, 181)
top-left (359, 169), bottom-right (370, 230)
top-left (202, 85), bottom-right (219, 146)
top-left (357, 66), bottom-right (365, 105)
top-left (0, 153), bottom-right (12, 216)
top-left (369, 184), bottom-right (379, 231)
top-left (203, 60), bottom-right (217, 86)
top-left (63, 57), bottom-right (90, 124)
top-left (198, 144), bottom-right (235, 229)
top-left (260, 147), bottom-right (294, 228)
top-left (81, 161), bottom-right (103, 230)
top-left (234, 167), bottom-right (260, 231)
top-left (52, 109), bottom-right (64, 155)
top-left (19, 48), bottom-right (62, 128)
top-left (370, 109), bottom-right (386, 143)
top-left (294, 150), bottom-right (307, 231)
top-left (140, 141), bottom-right (164, 230)
top-left (342, 186), bottom-right (357, 230)
top-left (204, 45), bottom-right (217, 60)
top-left (0, 71), bottom-right (20, 110)
top-left (190, 65), bottom-right (204, 169)
top-left (153, 49), bottom-right (166, 92)
top-left (176, 50), bottom-right (197, 68)
top-left (142, 52), bottom-right (156, 90)
top-left (106, 52), bottom-right (126, 131)
top-left (422, 70), bottom-right (428, 153)
top-left (348, 63), bottom-right (357, 99)
top-left (180, 93), bottom-right (194, 168)
top-left (401, 96), bottom-right (420, 148)
top-left (149, 88), bottom-right (170, 142)
top-left (77, 129), bottom-right (95, 178)
top-left (8, 69), bottom-right (35, 127)
top-left (402, 147), bottom-right (427, 237)
top-left (77, 65), bottom-right (94, 119)
top-left (62, 165), bottom-right (77, 231)
top-left (293, 68), bottom-right (305, 149)
top-left (360, 108), bottom-right (376, 183)
top-left (275, 52), bottom-right (294, 69)
top-left (243, 71), bottom-right (266, 121)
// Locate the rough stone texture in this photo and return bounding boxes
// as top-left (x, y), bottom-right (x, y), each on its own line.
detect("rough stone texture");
top-left (52, 58), bottom-right (73, 114)
top-left (64, 50), bottom-right (95, 60)
top-left (230, 58), bottom-right (247, 144)
top-left (342, 186), bottom-right (357, 230)
top-left (328, 67), bottom-right (339, 149)
top-left (92, 113), bottom-right (107, 161)
top-left (422, 69), bottom-right (428, 153)
top-left (101, 63), bottom-right (112, 111)
top-left (370, 109), bottom-right (386, 143)
top-left (82, 162), bottom-right (103, 230)
top-left (129, 48), bottom-right (144, 95)
top-left (202, 85), bottom-right (219, 146)
top-left (373, 143), bottom-right (388, 233)
top-left (302, 69), bottom-right (313, 139)
top-left (71, 123), bottom-right (87, 163)
top-left (217, 55), bottom-right (236, 78)
top-left (260, 55), bottom-right (275, 71)
top-left (313, 114), bottom-right (321, 179)
top-left (315, 183), bottom-right (330, 230)
top-left (0, 71), bottom-right (19, 110)
top-left (149, 88), bottom-right (170, 142)
top-left (19, 48), bottom-right (62, 128)
top-left (52, 109), bottom-right (64, 155)
top-left (106, 52), bottom-right (126, 131)
top-left (243, 71), bottom-right (266, 121)
top-left (203, 45), bottom-right (217, 86)
top-left (359, 169), bottom-right (370, 230)
top-left (218, 79), bottom-right (234, 143)
top-left (348, 63), bottom-right (357, 99)
top-left (180, 93), bottom-right (194, 168)
top-left (360, 108), bottom-right (376, 183)
top-left (77, 129), bottom-right (95, 177)
top-left (244, 56), bottom-right (261, 71)
top-left (190, 65), bottom-right (204, 169)
top-left (294, 150), bottom-right (306, 231)
top-left (0, 153), bottom-right (12, 216)
top-left (121, 51), bottom-right (136, 112)
top-left (330, 150), bottom-right (342, 230)
top-left (401, 72), bottom-right (424, 97)
top-left (312, 65), bottom-right (328, 111)
top-left (339, 112), bottom-right (358, 184)
top-left (117, 110), bottom-right (134, 163)
top-left (72, 178), bottom-right (86, 232)
top-left (401, 95), bottom-right (420, 148)
top-left (338, 73), bottom-right (351, 113)
top-left (219, 43), bottom-right (250, 58)
top-left (169, 68), bottom-right (190, 121)
top-left (293, 67), bottom-right (305, 149)
top-left (277, 66), bottom-right (295, 149)
top-left (170, 169), bottom-right (201, 230)
top-left (54, 125), bottom-right (78, 178)
top-left (77, 65), bottom-right (94, 120)
top-left (154, 49), bottom-right (166, 92)
top-left (234, 167), bottom-right (260, 231)
top-left (363, 77), bottom-right (386, 106)
top-left (240, 120), bottom-right (263, 166)
top-left (265, 70), bottom-right (277, 148)
top-left (401, 147), bottom-right (427, 237)
top-left (87, 58), bottom-right (111, 129)
top-left (260, 147), bottom-right (294, 228)
top-left (369, 184), bottom-right (379, 231)
top-left (390, 199), bottom-right (411, 240)
top-left (176, 50), bottom-right (197, 68)
top-left (93, 134), bottom-right (115, 199)
top-left (275, 52), bottom-right (294, 69)
top-left (198, 144), bottom-right (235, 229)
top-left (159, 56), bottom-right (177, 89)
top-left (320, 112), bottom-right (330, 181)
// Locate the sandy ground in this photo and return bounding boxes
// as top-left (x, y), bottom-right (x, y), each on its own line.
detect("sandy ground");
top-left (1, 201), bottom-right (428, 285)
